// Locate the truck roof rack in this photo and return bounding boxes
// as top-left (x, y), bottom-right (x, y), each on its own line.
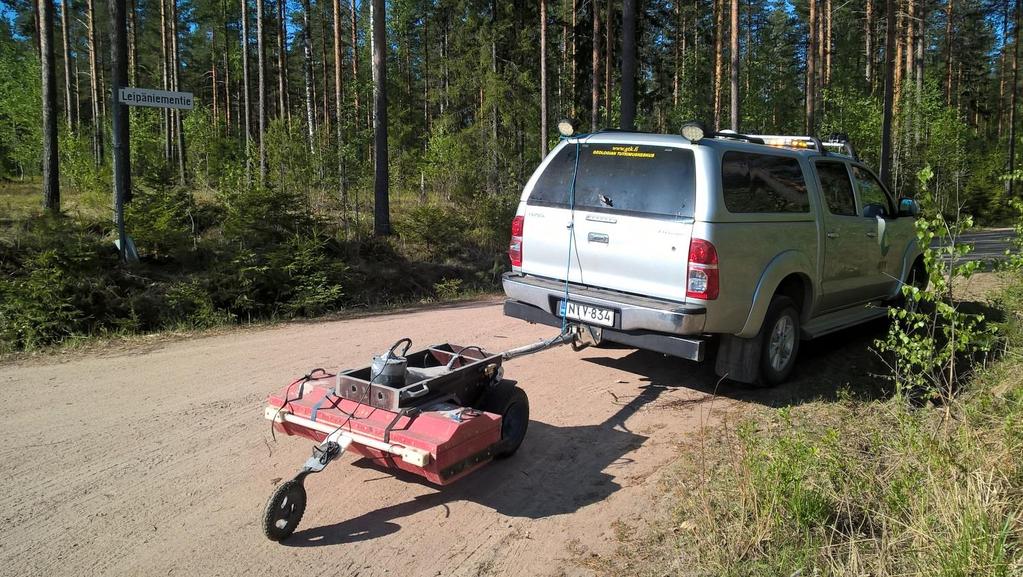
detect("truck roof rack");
top-left (743, 133), bottom-right (859, 160)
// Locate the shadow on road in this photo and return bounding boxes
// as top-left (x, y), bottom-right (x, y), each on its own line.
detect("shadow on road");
top-left (585, 317), bottom-right (895, 408)
top-left (283, 382), bottom-right (665, 547)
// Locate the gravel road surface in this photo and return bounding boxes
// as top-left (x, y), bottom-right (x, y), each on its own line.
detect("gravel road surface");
top-left (0, 296), bottom-right (920, 577)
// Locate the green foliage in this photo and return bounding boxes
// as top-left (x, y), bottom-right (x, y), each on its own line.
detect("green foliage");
top-left (820, 87), bottom-right (883, 167)
top-left (0, 215), bottom-right (117, 351)
top-left (0, 248), bottom-right (84, 351)
top-left (395, 202), bottom-right (470, 259)
top-left (0, 41), bottom-right (40, 179)
top-left (124, 186), bottom-right (196, 259)
top-left (877, 167), bottom-right (997, 400)
top-left (59, 130), bottom-right (111, 208)
top-left (432, 278), bottom-right (465, 300)
top-left (163, 280), bottom-right (233, 329)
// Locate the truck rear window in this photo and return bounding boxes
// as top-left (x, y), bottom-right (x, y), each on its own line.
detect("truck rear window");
top-left (527, 144), bottom-right (696, 219)
top-left (721, 151), bottom-right (809, 214)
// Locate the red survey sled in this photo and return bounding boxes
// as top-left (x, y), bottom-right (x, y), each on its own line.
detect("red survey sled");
top-left (261, 332), bottom-right (585, 541)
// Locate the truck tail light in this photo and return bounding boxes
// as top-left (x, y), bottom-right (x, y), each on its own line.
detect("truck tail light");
top-left (687, 238), bottom-right (719, 300)
top-left (508, 215), bottom-right (524, 267)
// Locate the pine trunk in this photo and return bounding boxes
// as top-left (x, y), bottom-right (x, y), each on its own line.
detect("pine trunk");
top-left (351, 0), bottom-right (359, 128)
top-left (1001, 0), bottom-right (1010, 135)
top-left (128, 0), bottom-right (138, 85)
top-left (371, 0), bottom-right (389, 235)
top-left (945, 0), bottom-right (954, 105)
top-left (621, 0), bottom-right (636, 130)
top-left (866, 0), bottom-right (874, 89)
top-left (540, 0), bottom-right (548, 157)
top-left (825, 0), bottom-right (832, 85)
top-left (915, 3), bottom-right (924, 97)
top-left (591, 0), bottom-right (600, 131)
top-left (109, 0), bottom-right (131, 207)
top-left (160, 0), bottom-right (171, 161)
top-left (570, 0), bottom-right (577, 118)
top-left (604, 0), bottom-right (611, 125)
top-left (1008, 0), bottom-right (1020, 196)
top-left (258, 0), bottom-right (268, 182)
top-left (86, 0), bottom-right (102, 164)
top-left (729, 0), bottom-right (739, 131)
top-left (223, 0), bottom-right (232, 132)
top-left (60, 0), bottom-right (74, 129)
top-left (881, 0), bottom-right (896, 186)
top-left (423, 11), bottom-right (429, 135)
top-left (212, 27), bottom-right (220, 126)
top-left (241, 0), bottom-right (252, 176)
top-left (806, 0), bottom-right (816, 133)
top-left (895, 1), bottom-right (903, 102)
top-left (713, 0), bottom-right (724, 130)
top-left (170, 0), bottom-right (185, 183)
top-left (301, 0), bottom-right (316, 150)
top-left (277, 0), bottom-right (290, 122)
top-left (320, 5), bottom-right (330, 133)
top-left (906, 0), bottom-right (914, 89)
top-left (560, 0), bottom-right (568, 118)
top-left (333, 0), bottom-right (346, 221)
top-left (40, 0), bottom-right (60, 211)
top-left (442, 13), bottom-right (448, 114)
top-left (673, 1), bottom-right (680, 107)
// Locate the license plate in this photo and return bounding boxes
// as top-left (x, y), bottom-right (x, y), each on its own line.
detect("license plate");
top-left (558, 300), bottom-right (615, 327)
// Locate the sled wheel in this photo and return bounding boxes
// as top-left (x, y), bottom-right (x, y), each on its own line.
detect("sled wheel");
top-left (486, 385), bottom-right (529, 459)
top-left (262, 479), bottom-right (307, 541)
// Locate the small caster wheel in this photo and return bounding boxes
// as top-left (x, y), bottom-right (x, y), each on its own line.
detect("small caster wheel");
top-left (262, 478), bottom-right (307, 541)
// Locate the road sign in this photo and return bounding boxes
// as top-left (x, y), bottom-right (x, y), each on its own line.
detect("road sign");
top-left (118, 87), bottom-right (194, 110)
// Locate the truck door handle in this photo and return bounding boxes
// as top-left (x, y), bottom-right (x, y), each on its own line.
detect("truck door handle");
top-left (866, 231), bottom-right (877, 238)
top-left (826, 232), bottom-right (839, 239)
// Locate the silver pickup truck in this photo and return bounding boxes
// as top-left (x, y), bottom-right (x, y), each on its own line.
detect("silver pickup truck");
top-left (502, 125), bottom-right (924, 385)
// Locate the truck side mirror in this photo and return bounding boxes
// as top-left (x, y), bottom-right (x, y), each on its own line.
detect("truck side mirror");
top-left (898, 197), bottom-right (920, 217)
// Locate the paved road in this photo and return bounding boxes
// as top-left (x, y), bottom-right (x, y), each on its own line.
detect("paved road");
top-left (951, 227), bottom-right (1017, 261)
top-left (0, 297), bottom-right (899, 577)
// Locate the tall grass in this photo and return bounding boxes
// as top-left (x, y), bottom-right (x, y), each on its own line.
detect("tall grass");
top-left (599, 274), bottom-right (1023, 577)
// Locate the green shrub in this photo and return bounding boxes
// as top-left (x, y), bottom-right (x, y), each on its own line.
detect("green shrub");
top-left (125, 186), bottom-right (196, 259)
top-left (0, 249), bottom-right (84, 351)
top-left (396, 202), bottom-right (470, 260)
top-left (877, 166), bottom-right (997, 400)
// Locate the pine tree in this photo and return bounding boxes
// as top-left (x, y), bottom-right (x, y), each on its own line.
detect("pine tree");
top-left (39, 0), bottom-right (59, 211)
top-left (372, 0), bottom-right (389, 235)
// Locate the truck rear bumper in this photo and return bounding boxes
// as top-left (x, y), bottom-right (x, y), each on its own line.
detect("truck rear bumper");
top-left (503, 300), bottom-right (706, 362)
top-left (501, 272), bottom-right (708, 362)
top-left (502, 272), bottom-right (707, 334)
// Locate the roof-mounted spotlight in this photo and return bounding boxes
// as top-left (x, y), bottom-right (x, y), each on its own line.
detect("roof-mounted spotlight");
top-left (681, 121), bottom-right (708, 143)
top-left (557, 118), bottom-right (579, 137)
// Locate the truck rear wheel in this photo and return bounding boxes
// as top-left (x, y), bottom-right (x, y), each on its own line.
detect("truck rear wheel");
top-left (759, 296), bottom-right (801, 386)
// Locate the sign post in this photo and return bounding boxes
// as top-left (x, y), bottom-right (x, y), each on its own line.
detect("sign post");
top-left (111, 87), bottom-right (194, 263)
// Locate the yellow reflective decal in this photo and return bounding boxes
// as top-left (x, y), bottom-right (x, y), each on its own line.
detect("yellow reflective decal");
top-left (591, 145), bottom-right (656, 159)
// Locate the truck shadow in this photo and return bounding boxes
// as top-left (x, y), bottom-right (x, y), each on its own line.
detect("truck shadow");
top-left (584, 317), bottom-right (896, 407)
top-left (282, 383), bottom-right (664, 547)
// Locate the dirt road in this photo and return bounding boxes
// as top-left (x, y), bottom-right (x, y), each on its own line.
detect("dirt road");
top-left (0, 298), bottom-right (893, 577)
